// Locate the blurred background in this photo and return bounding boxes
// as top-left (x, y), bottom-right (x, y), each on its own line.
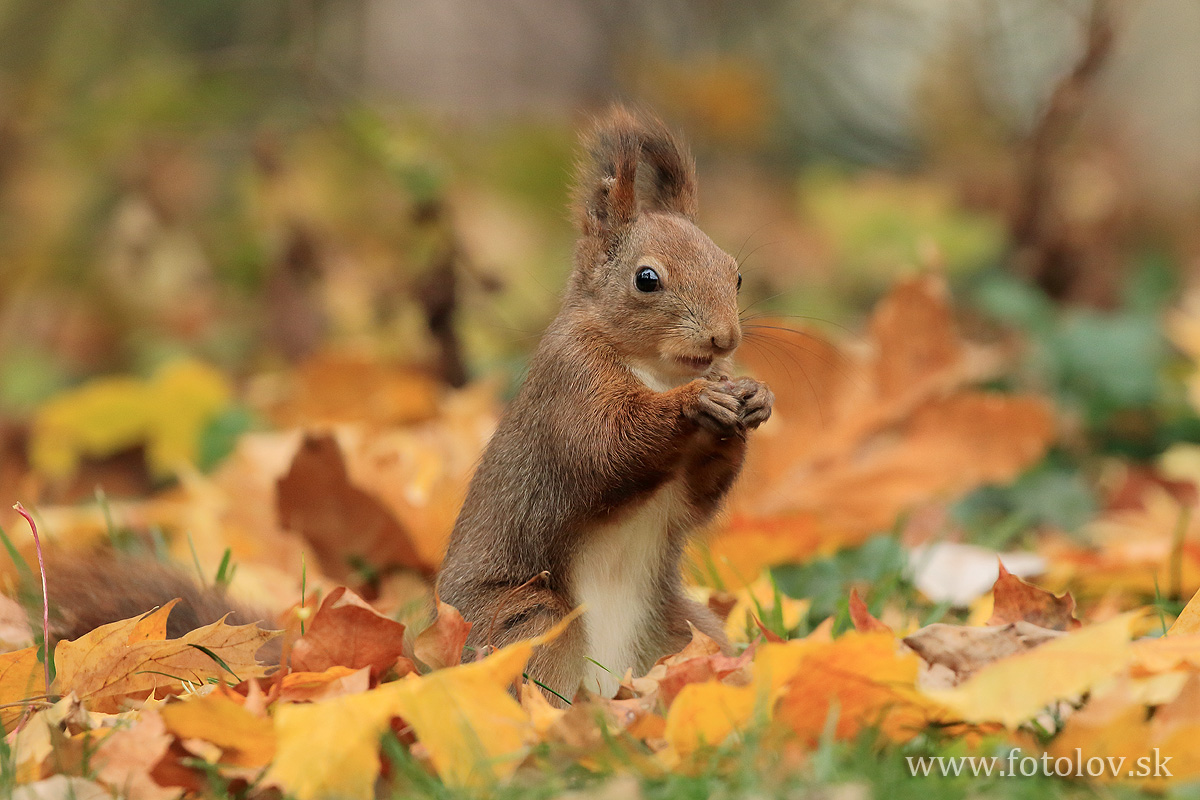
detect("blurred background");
top-left (2, 0), bottom-right (1200, 555)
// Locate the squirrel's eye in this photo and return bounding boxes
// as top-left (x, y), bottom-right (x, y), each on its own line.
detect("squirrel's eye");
top-left (635, 267), bottom-right (661, 293)
top-left (737, 272), bottom-right (742, 291)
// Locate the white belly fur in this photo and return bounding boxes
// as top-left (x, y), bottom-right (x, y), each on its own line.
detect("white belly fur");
top-left (572, 479), bottom-right (685, 697)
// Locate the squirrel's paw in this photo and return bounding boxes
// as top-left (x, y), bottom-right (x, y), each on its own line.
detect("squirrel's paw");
top-left (686, 380), bottom-right (744, 438)
top-left (731, 377), bottom-right (773, 430)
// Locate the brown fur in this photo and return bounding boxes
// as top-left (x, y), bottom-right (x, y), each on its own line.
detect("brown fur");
top-left (43, 552), bottom-right (277, 657)
top-left (438, 107), bottom-right (772, 704)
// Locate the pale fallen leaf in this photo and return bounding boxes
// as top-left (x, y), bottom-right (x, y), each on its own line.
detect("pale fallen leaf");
top-left (91, 709), bottom-right (175, 800)
top-left (908, 543), bottom-right (1045, 607)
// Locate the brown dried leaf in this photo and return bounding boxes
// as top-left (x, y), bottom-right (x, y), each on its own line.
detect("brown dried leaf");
top-left (904, 621), bottom-right (1065, 685)
top-left (276, 433), bottom-right (428, 581)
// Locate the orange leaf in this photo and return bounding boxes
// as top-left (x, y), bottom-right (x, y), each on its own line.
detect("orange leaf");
top-left (290, 587), bottom-right (415, 680)
top-left (774, 632), bottom-right (937, 745)
top-left (0, 645), bottom-right (43, 729)
top-left (987, 562), bottom-right (1080, 630)
top-left (413, 599), bottom-right (471, 671)
top-left (848, 588), bottom-right (891, 634)
top-left (278, 666), bottom-right (371, 703)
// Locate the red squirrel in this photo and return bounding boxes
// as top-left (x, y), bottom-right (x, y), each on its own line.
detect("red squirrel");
top-left (437, 107), bottom-right (772, 701)
top-left (32, 108), bottom-right (771, 705)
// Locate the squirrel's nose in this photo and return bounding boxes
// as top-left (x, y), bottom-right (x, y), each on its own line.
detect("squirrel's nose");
top-left (710, 329), bottom-right (739, 355)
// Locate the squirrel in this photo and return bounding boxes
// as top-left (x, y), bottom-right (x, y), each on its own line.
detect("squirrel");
top-left (437, 106), bottom-right (772, 702)
top-left (25, 108), bottom-right (771, 706)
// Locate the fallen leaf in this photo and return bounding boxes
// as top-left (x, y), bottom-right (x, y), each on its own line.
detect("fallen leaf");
top-left (413, 599), bottom-right (471, 670)
top-left (30, 359), bottom-right (231, 479)
top-left (774, 632), bottom-right (940, 745)
top-left (91, 709), bottom-right (174, 800)
top-left (53, 604), bottom-right (277, 712)
top-left (927, 612), bottom-right (1140, 727)
top-left (987, 563), bottom-right (1080, 630)
top-left (290, 586), bottom-right (414, 680)
top-left (705, 276), bottom-right (1054, 587)
top-left (277, 434), bottom-right (427, 581)
top-left (0, 645), bottom-right (44, 729)
top-left (848, 589), bottom-right (891, 634)
top-left (904, 621), bottom-right (1064, 685)
top-left (159, 690), bottom-right (275, 768)
top-left (278, 666), bottom-right (371, 703)
top-left (266, 614), bottom-right (575, 798)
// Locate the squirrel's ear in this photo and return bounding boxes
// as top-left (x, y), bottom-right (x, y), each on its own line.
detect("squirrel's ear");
top-left (573, 106), bottom-right (698, 240)
top-left (574, 108), bottom-right (639, 239)
top-left (633, 112), bottom-right (698, 219)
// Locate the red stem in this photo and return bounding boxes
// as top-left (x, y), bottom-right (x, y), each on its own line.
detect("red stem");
top-left (13, 503), bottom-right (50, 698)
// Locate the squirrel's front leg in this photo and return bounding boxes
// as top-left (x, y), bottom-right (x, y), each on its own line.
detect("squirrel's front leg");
top-left (672, 376), bottom-right (773, 513)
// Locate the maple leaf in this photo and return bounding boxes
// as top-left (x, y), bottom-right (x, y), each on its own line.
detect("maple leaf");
top-left (663, 632), bottom-right (943, 763)
top-left (266, 614), bottom-right (575, 799)
top-left (289, 586), bottom-right (415, 680)
top-left (704, 275), bottom-right (1054, 587)
top-left (52, 602), bottom-right (277, 712)
top-left (773, 632), bottom-right (942, 746)
top-left (848, 588), bottom-right (891, 634)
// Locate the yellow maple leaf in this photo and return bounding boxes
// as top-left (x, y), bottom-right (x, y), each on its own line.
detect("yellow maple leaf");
top-left (266, 614), bottom-right (576, 799)
top-left (53, 602), bottom-right (277, 712)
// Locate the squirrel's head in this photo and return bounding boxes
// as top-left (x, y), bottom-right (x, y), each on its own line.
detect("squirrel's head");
top-left (568, 107), bottom-right (741, 388)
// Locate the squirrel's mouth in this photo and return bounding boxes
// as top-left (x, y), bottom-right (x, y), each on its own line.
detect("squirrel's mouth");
top-left (674, 354), bottom-right (714, 372)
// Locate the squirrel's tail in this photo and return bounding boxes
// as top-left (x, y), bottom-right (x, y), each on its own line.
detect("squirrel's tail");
top-left (38, 551), bottom-right (275, 648)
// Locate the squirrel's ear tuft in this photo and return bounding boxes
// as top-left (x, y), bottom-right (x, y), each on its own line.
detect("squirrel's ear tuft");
top-left (572, 106), bottom-right (697, 240)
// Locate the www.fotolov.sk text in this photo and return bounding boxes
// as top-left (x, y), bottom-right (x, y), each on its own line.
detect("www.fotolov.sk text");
top-left (907, 748), bottom-right (1173, 779)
